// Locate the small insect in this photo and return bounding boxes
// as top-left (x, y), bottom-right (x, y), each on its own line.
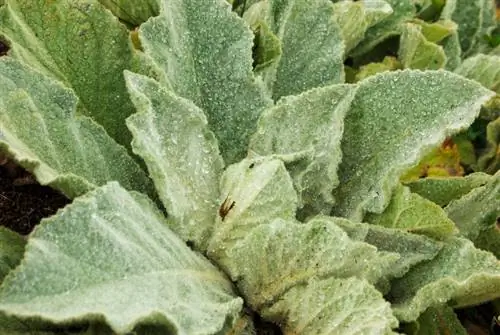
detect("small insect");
top-left (219, 195), bottom-right (235, 221)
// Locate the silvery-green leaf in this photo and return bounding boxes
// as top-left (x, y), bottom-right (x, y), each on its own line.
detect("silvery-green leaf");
top-left (225, 216), bottom-right (399, 310)
top-left (0, 227), bottom-right (25, 282)
top-left (334, 218), bottom-right (442, 293)
top-left (0, 0), bottom-right (147, 149)
top-left (265, 0), bottom-right (345, 99)
top-left (350, 0), bottom-right (414, 57)
top-left (390, 237), bottom-right (500, 322)
top-left (445, 172), bottom-right (500, 257)
top-left (249, 84), bottom-right (356, 215)
top-left (98, 0), bottom-right (159, 25)
top-left (442, 32), bottom-right (462, 70)
top-left (476, 117), bottom-right (500, 174)
top-left (405, 173), bottom-right (492, 206)
top-left (208, 157), bottom-right (298, 261)
top-left (440, 0), bottom-right (496, 57)
top-left (261, 277), bottom-right (398, 335)
top-left (332, 70), bottom-right (495, 222)
top-left (416, 19), bottom-right (457, 44)
top-left (125, 72), bottom-right (223, 251)
top-left (398, 23), bottom-right (446, 70)
top-left (332, 0), bottom-right (392, 54)
top-left (403, 306), bottom-right (467, 335)
top-left (138, 0), bottom-right (271, 164)
top-left (0, 182), bottom-right (243, 334)
top-left (0, 58), bottom-right (154, 199)
top-left (365, 184), bottom-right (457, 240)
top-left (455, 54), bottom-right (500, 93)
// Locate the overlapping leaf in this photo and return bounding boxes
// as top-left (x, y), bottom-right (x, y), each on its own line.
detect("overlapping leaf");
top-left (476, 117), bottom-right (500, 174)
top-left (138, 0), bottom-right (271, 164)
top-left (0, 183), bottom-right (243, 334)
top-left (125, 72), bottom-right (223, 251)
top-left (403, 306), bottom-right (467, 335)
top-left (455, 54), bottom-right (500, 93)
top-left (0, 228), bottom-right (24, 282)
top-left (332, 70), bottom-right (495, 221)
top-left (0, 58), bottom-right (154, 199)
top-left (0, 0), bottom-right (148, 149)
top-left (365, 184), bottom-right (457, 240)
top-left (390, 237), bottom-right (500, 322)
top-left (446, 172), bottom-right (500, 257)
top-left (249, 84), bottom-right (356, 215)
top-left (405, 172), bottom-right (492, 206)
top-left (98, 0), bottom-right (159, 25)
top-left (264, 0), bottom-right (345, 99)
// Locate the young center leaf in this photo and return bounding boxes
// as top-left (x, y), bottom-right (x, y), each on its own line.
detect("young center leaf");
top-left (332, 70), bottom-right (495, 222)
top-left (138, 0), bottom-right (272, 164)
top-left (0, 227), bottom-right (25, 283)
top-left (125, 72), bottom-right (224, 251)
top-left (0, 183), bottom-right (243, 334)
top-left (0, 0), bottom-right (150, 149)
top-left (249, 84), bottom-right (356, 215)
top-left (0, 58), bottom-right (154, 199)
top-left (455, 54), bottom-right (500, 93)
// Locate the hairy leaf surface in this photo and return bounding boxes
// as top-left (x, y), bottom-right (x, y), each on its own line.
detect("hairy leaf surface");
top-left (399, 23), bottom-right (446, 70)
top-left (0, 58), bottom-right (154, 199)
top-left (0, 228), bottom-right (24, 283)
top-left (455, 54), bottom-right (500, 93)
top-left (0, 183), bottom-right (242, 334)
top-left (333, 70), bottom-right (495, 221)
top-left (98, 0), bottom-right (159, 25)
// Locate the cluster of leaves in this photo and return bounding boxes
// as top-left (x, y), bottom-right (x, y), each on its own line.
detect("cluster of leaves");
top-left (0, 0), bottom-right (499, 334)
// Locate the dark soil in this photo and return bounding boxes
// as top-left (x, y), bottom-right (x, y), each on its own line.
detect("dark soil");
top-left (0, 163), bottom-right (69, 235)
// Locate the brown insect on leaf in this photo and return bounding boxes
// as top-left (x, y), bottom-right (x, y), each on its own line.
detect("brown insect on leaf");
top-left (219, 195), bottom-right (235, 221)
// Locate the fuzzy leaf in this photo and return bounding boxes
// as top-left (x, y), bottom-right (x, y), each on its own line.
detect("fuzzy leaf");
top-left (403, 306), bottom-right (467, 335)
top-left (249, 84), bottom-right (356, 215)
top-left (351, 0), bottom-right (414, 57)
top-left (334, 219), bottom-right (443, 292)
top-left (97, 0), bottom-right (159, 25)
top-left (261, 277), bottom-right (398, 335)
top-left (138, 0), bottom-right (271, 164)
top-left (416, 19), bottom-right (457, 44)
top-left (0, 228), bottom-right (25, 283)
top-left (125, 72), bottom-right (223, 251)
top-left (0, 182), bottom-right (243, 334)
top-left (390, 237), bottom-right (500, 322)
top-left (455, 54), bottom-right (500, 93)
top-left (442, 31), bottom-right (462, 70)
top-left (404, 172), bottom-right (492, 206)
top-left (208, 157), bottom-right (298, 263)
top-left (476, 117), bottom-right (500, 174)
top-left (0, 58), bottom-right (154, 199)
top-left (0, 0), bottom-right (147, 149)
top-left (332, 0), bottom-right (393, 54)
top-left (365, 184), bottom-right (457, 240)
top-left (265, 0), bottom-right (345, 99)
top-left (225, 217), bottom-right (399, 310)
top-left (445, 172), bottom-right (500, 257)
top-left (332, 70), bottom-right (495, 222)
top-left (398, 22), bottom-right (446, 70)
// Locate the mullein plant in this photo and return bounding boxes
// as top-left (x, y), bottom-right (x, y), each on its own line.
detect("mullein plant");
top-left (0, 0), bottom-right (499, 334)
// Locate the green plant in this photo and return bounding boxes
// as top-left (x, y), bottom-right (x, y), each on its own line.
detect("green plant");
top-left (0, 0), bottom-right (499, 334)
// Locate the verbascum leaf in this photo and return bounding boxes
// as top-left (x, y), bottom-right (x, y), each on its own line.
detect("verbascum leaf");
top-left (476, 117), bottom-right (500, 174)
top-left (208, 157), bottom-right (298, 263)
top-left (138, 0), bottom-right (272, 164)
top-left (225, 217), bottom-right (399, 310)
top-left (334, 218), bottom-right (443, 293)
top-left (125, 72), bottom-right (223, 251)
top-left (441, 0), bottom-right (496, 57)
top-left (0, 227), bottom-right (25, 282)
top-left (350, 0), bottom-right (414, 57)
top-left (445, 172), bottom-right (500, 257)
top-left (0, 182), bottom-right (243, 334)
top-left (416, 19), bottom-right (457, 44)
top-left (354, 56), bottom-right (402, 82)
top-left (98, 0), bottom-right (159, 25)
top-left (265, 0), bottom-right (345, 99)
top-left (398, 23), bottom-right (446, 70)
top-left (249, 84), bottom-right (356, 215)
top-left (404, 172), bottom-right (492, 206)
top-left (402, 306), bottom-right (467, 335)
top-left (332, 70), bottom-right (495, 222)
top-left (365, 184), bottom-right (457, 240)
top-left (442, 32), bottom-right (462, 70)
top-left (332, 0), bottom-right (393, 54)
top-left (0, 0), bottom-right (147, 149)
top-left (0, 58), bottom-right (154, 199)
top-left (390, 237), bottom-right (500, 322)
top-left (455, 54), bottom-right (500, 93)
top-left (261, 277), bottom-right (398, 335)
